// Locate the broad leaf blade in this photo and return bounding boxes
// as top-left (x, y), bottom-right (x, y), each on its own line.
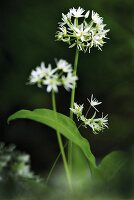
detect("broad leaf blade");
top-left (8, 109), bottom-right (96, 172)
top-left (97, 151), bottom-right (130, 181)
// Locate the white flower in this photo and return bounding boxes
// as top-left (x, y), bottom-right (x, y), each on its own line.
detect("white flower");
top-left (43, 75), bottom-right (61, 93)
top-left (80, 115), bottom-right (89, 128)
top-left (69, 7), bottom-right (85, 18)
top-left (56, 59), bottom-right (72, 73)
top-left (61, 72), bottom-right (78, 91)
top-left (29, 62), bottom-right (54, 87)
top-left (91, 10), bottom-right (103, 25)
top-left (29, 62), bottom-right (45, 87)
top-left (36, 62), bottom-right (54, 77)
top-left (87, 94), bottom-right (102, 112)
top-left (80, 115), bottom-right (86, 122)
top-left (74, 23), bottom-right (91, 42)
top-left (69, 98), bottom-right (108, 134)
top-left (56, 7), bottom-right (110, 53)
top-left (85, 11), bottom-right (90, 18)
top-left (90, 113), bottom-right (108, 134)
top-left (43, 64), bottom-right (55, 77)
top-left (101, 113), bottom-right (108, 128)
top-left (91, 33), bottom-right (104, 50)
top-left (80, 111), bottom-right (108, 134)
top-left (70, 102), bottom-right (84, 118)
top-left (90, 121), bottom-right (103, 134)
top-left (29, 70), bottom-right (42, 87)
top-left (28, 59), bottom-right (78, 93)
top-left (94, 113), bottom-right (108, 128)
top-left (59, 13), bottom-right (68, 27)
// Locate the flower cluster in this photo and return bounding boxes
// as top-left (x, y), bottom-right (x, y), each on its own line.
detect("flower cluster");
top-left (70, 94), bottom-right (108, 134)
top-left (28, 59), bottom-right (78, 93)
top-left (0, 143), bottom-right (39, 180)
top-left (56, 7), bottom-right (110, 53)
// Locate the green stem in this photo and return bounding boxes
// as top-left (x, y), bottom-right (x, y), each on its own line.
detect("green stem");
top-left (78, 121), bottom-right (84, 129)
top-left (68, 48), bottom-right (79, 172)
top-left (52, 90), bottom-right (72, 189)
top-left (85, 105), bottom-right (91, 118)
top-left (45, 142), bottom-right (68, 185)
top-left (70, 48), bottom-right (79, 119)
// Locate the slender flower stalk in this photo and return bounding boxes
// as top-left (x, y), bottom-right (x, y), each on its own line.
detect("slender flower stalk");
top-left (51, 90), bottom-right (72, 189)
top-left (70, 48), bottom-right (79, 119)
top-left (45, 142), bottom-right (68, 185)
top-left (68, 48), bottom-right (79, 171)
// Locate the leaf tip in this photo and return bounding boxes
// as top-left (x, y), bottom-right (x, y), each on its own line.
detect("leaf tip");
top-left (7, 116), bottom-right (12, 125)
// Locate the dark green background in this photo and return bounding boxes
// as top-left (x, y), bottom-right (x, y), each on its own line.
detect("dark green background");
top-left (0, 0), bottom-right (134, 173)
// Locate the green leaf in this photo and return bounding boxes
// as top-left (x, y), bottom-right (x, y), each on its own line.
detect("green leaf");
top-left (72, 145), bottom-right (92, 182)
top-left (97, 151), bottom-right (130, 181)
top-left (8, 109), bottom-right (96, 173)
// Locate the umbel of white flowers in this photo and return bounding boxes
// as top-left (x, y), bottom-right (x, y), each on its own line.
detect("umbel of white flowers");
top-left (28, 59), bottom-right (78, 92)
top-left (56, 7), bottom-right (110, 53)
top-left (70, 94), bottom-right (108, 134)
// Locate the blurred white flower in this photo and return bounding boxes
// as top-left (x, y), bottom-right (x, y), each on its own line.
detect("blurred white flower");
top-left (56, 7), bottom-right (110, 53)
top-left (29, 62), bottom-right (54, 87)
top-left (61, 73), bottom-right (78, 91)
top-left (29, 70), bottom-right (42, 87)
top-left (28, 58), bottom-right (78, 93)
top-left (56, 59), bottom-right (72, 73)
top-left (87, 94), bottom-right (102, 112)
top-left (43, 75), bottom-right (61, 93)
top-left (18, 155), bottom-right (30, 163)
top-left (28, 59), bottom-right (78, 93)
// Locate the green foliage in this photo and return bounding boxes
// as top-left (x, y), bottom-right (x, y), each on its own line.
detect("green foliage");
top-left (0, 142), bottom-right (132, 199)
top-left (8, 109), bottom-right (132, 183)
top-left (97, 151), bottom-right (130, 181)
top-left (8, 109), bottom-right (97, 173)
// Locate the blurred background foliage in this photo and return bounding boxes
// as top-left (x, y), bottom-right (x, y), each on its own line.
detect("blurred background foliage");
top-left (0, 0), bottom-right (134, 178)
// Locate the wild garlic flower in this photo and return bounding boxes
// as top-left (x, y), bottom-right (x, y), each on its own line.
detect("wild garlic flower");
top-left (70, 102), bottom-right (84, 119)
top-left (87, 94), bottom-right (102, 112)
top-left (69, 7), bottom-right (85, 18)
top-left (62, 72), bottom-right (78, 91)
top-left (91, 11), bottom-right (103, 25)
top-left (70, 95), bottom-right (108, 134)
top-left (89, 113), bottom-right (108, 134)
top-left (56, 59), bottom-right (72, 73)
top-left (56, 7), bottom-right (110, 53)
top-left (43, 74), bottom-right (61, 93)
top-left (29, 62), bottom-right (54, 88)
top-left (28, 59), bottom-right (78, 93)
